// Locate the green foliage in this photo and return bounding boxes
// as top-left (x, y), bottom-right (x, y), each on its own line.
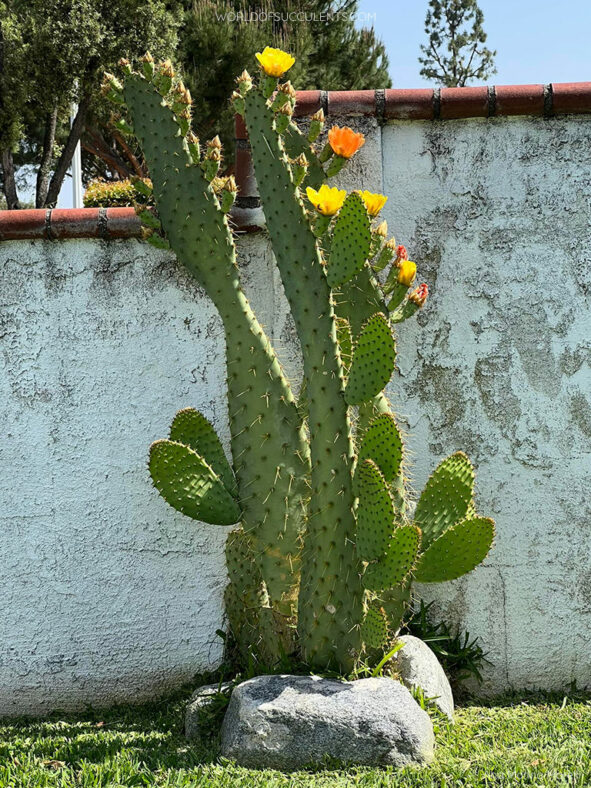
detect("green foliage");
top-left (115, 50), bottom-right (494, 676)
top-left (419, 0), bottom-right (497, 87)
top-left (83, 177), bottom-right (152, 207)
top-left (178, 0), bottom-right (391, 149)
top-left (0, 0), bottom-right (177, 207)
top-left (404, 600), bottom-right (490, 685)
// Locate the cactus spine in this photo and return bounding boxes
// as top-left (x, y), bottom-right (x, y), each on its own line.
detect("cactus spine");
top-left (112, 47), bottom-right (495, 675)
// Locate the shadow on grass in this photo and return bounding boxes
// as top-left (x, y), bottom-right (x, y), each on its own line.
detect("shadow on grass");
top-left (0, 681), bottom-right (221, 771)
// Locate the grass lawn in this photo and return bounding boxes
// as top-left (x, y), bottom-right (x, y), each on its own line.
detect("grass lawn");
top-left (0, 683), bottom-right (589, 787)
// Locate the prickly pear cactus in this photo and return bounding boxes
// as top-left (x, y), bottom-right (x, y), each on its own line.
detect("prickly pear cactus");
top-left (105, 44), bottom-right (495, 675)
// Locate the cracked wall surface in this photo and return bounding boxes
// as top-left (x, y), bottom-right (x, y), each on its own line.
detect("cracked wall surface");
top-left (1, 113), bottom-right (590, 711)
top-left (0, 237), bottom-right (276, 716)
top-left (383, 115), bottom-right (591, 694)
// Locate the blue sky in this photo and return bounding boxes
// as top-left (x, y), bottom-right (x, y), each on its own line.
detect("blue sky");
top-left (55, 0), bottom-right (590, 207)
top-left (357, 0), bottom-right (591, 87)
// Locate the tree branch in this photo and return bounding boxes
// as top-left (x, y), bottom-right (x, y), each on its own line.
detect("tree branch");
top-left (110, 129), bottom-right (145, 178)
top-left (1, 150), bottom-right (21, 209)
top-left (35, 106), bottom-right (58, 208)
top-left (82, 128), bottom-right (132, 179)
top-left (43, 92), bottom-right (91, 208)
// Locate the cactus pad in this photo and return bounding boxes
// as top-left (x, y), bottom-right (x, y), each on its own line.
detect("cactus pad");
top-left (345, 313), bottom-right (396, 405)
top-left (414, 452), bottom-right (475, 549)
top-left (355, 459), bottom-right (396, 561)
top-left (363, 524), bottom-right (421, 591)
top-left (327, 193), bottom-right (371, 288)
top-left (414, 516), bottom-right (495, 583)
top-left (149, 439), bottom-right (241, 525)
top-left (170, 408), bottom-right (237, 496)
top-left (361, 605), bottom-right (389, 649)
top-left (359, 413), bottom-right (403, 484)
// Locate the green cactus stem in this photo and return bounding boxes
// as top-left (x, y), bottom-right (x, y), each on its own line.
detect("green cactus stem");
top-left (243, 85), bottom-right (363, 672)
top-left (123, 71), bottom-right (310, 653)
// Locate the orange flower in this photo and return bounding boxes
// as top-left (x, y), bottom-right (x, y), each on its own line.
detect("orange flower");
top-left (327, 125), bottom-right (365, 159)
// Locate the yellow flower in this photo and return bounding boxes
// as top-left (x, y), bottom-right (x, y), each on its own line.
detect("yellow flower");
top-left (327, 125), bottom-right (365, 158)
top-left (359, 190), bottom-right (388, 217)
top-left (306, 184), bottom-right (347, 216)
top-left (398, 260), bottom-right (417, 287)
top-left (255, 46), bottom-right (295, 78)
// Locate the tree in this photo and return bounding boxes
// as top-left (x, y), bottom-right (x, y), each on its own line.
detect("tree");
top-left (179, 0), bottom-right (391, 149)
top-left (419, 0), bottom-right (496, 87)
top-left (0, 0), bottom-right (178, 208)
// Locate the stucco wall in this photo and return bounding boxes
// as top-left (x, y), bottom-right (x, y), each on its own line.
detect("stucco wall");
top-left (1, 111), bottom-right (590, 713)
top-left (382, 115), bottom-right (591, 694)
top-left (0, 237), bottom-right (277, 716)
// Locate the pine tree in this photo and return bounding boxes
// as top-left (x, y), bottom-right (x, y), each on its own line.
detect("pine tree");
top-left (179, 0), bottom-right (391, 149)
top-left (419, 0), bottom-right (496, 87)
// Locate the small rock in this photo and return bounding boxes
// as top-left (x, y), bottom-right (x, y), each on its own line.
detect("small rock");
top-left (185, 681), bottom-right (233, 740)
top-left (394, 635), bottom-right (454, 721)
top-left (221, 674), bottom-right (434, 770)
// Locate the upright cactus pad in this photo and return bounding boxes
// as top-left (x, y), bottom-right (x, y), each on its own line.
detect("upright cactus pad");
top-left (169, 408), bottom-right (237, 496)
top-left (363, 525), bottom-right (421, 592)
top-left (149, 440), bottom-right (241, 525)
top-left (413, 452), bottom-right (474, 548)
top-left (358, 414), bottom-right (404, 484)
top-left (345, 313), bottom-right (396, 405)
top-left (327, 193), bottom-right (371, 288)
top-left (356, 459), bottom-right (396, 561)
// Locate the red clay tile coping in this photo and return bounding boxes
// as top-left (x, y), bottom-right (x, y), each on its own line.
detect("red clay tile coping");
top-left (2, 82), bottom-right (590, 240)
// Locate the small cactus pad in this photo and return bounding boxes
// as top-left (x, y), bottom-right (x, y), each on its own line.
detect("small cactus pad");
top-left (327, 192), bottom-right (371, 288)
top-left (360, 605), bottom-right (389, 649)
top-left (359, 413), bottom-right (403, 483)
top-left (282, 124), bottom-right (325, 189)
top-left (170, 408), bottom-right (237, 496)
top-left (414, 452), bottom-right (475, 549)
top-left (363, 525), bottom-right (421, 592)
top-left (356, 459), bottom-right (396, 561)
top-left (345, 313), bottom-right (396, 405)
top-left (414, 516), bottom-right (495, 583)
top-left (149, 440), bottom-right (241, 525)
top-left (335, 317), bottom-right (353, 376)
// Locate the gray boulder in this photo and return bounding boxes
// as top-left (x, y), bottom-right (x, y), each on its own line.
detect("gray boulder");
top-left (185, 681), bottom-right (233, 740)
top-left (394, 635), bottom-right (454, 721)
top-left (220, 674), bottom-right (434, 770)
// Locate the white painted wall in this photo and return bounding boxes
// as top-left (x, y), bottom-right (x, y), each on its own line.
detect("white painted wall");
top-left (0, 237), bottom-right (274, 716)
top-left (383, 115), bottom-right (591, 694)
top-left (1, 112), bottom-right (590, 712)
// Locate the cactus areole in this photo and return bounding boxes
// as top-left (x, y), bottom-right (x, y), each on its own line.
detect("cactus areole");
top-left (106, 48), bottom-right (495, 675)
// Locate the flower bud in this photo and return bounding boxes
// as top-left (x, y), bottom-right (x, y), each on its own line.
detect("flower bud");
top-left (220, 175), bottom-right (238, 213)
top-left (395, 244), bottom-right (408, 263)
top-left (231, 90), bottom-right (245, 116)
top-left (274, 102), bottom-right (292, 134)
top-left (101, 72), bottom-right (124, 104)
top-left (308, 108), bottom-right (325, 143)
top-left (237, 70), bottom-right (253, 96)
top-left (409, 283), bottom-right (428, 307)
top-left (118, 58), bottom-right (132, 75)
top-left (154, 59), bottom-right (175, 95)
top-left (140, 51), bottom-right (155, 80)
top-left (186, 131), bottom-right (200, 164)
top-left (375, 220), bottom-right (388, 238)
top-left (291, 153), bottom-right (309, 187)
top-left (373, 238), bottom-right (396, 273)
